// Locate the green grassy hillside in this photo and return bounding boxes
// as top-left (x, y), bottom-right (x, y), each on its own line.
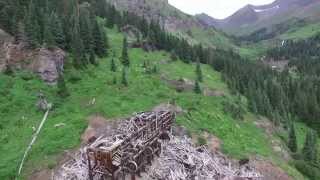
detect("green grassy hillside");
top-left (0, 24), bottom-right (306, 179)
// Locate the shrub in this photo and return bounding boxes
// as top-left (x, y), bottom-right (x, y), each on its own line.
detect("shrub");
top-left (19, 71), bottom-right (36, 81)
top-left (223, 101), bottom-right (245, 120)
top-left (197, 136), bottom-right (207, 146)
top-left (294, 160), bottom-right (320, 180)
top-left (68, 70), bottom-right (82, 83)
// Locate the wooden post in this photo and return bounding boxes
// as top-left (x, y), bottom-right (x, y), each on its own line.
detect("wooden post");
top-left (131, 173), bottom-right (136, 180)
top-left (88, 152), bottom-right (93, 180)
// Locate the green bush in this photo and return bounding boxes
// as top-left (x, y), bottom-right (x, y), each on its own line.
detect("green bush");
top-left (19, 71), bottom-right (36, 81)
top-left (68, 70), bottom-right (82, 83)
top-left (197, 136), bottom-right (207, 146)
top-left (223, 101), bottom-right (245, 120)
top-left (294, 160), bottom-right (320, 180)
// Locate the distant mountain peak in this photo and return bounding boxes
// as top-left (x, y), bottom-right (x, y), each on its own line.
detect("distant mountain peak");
top-left (196, 0), bottom-right (320, 35)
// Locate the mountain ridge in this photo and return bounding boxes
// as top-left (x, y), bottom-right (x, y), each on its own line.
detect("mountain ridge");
top-left (196, 0), bottom-right (320, 36)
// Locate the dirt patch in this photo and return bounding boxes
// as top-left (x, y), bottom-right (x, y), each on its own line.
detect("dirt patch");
top-left (252, 159), bottom-right (292, 180)
top-left (81, 114), bottom-right (119, 144)
top-left (191, 131), bottom-right (222, 152)
top-left (261, 58), bottom-right (289, 72)
top-left (152, 103), bottom-right (185, 115)
top-left (164, 77), bottom-right (195, 93)
top-left (29, 169), bottom-right (52, 180)
top-left (203, 88), bottom-right (225, 97)
top-left (254, 117), bottom-right (291, 161)
top-left (161, 75), bottom-right (225, 97)
top-left (254, 117), bottom-right (276, 136)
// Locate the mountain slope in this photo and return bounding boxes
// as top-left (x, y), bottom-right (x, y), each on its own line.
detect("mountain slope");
top-left (107, 0), bottom-right (235, 49)
top-left (197, 0), bottom-right (320, 36)
top-left (0, 20), bottom-right (308, 180)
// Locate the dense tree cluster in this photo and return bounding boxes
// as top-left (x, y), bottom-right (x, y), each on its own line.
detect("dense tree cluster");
top-left (0, 0), bottom-right (109, 69)
top-left (267, 33), bottom-right (320, 60)
top-left (211, 55), bottom-right (320, 133)
top-left (210, 48), bottom-right (320, 177)
top-left (236, 19), bottom-right (306, 43)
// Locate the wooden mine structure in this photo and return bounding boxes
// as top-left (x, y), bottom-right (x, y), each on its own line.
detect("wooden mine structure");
top-left (86, 111), bottom-right (175, 180)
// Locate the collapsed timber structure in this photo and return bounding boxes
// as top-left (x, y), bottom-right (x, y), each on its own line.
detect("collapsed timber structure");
top-left (86, 111), bottom-right (175, 180)
top-left (54, 110), bottom-right (262, 180)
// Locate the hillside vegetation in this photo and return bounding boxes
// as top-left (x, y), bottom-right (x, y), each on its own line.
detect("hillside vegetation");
top-left (1, 0), bottom-right (320, 180)
top-left (1, 24), bottom-right (308, 179)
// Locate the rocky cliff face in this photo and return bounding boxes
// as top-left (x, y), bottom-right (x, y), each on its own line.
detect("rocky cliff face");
top-left (0, 29), bottom-right (66, 84)
top-left (0, 29), bottom-right (13, 71)
top-left (107, 0), bottom-right (202, 32)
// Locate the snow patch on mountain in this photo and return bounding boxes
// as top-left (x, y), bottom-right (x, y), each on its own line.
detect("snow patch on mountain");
top-left (254, 5), bottom-right (280, 13)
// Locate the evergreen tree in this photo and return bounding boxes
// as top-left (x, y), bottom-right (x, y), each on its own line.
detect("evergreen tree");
top-left (79, 7), bottom-right (93, 53)
top-left (50, 12), bottom-right (66, 49)
top-left (143, 60), bottom-right (148, 69)
top-left (288, 123), bottom-right (298, 153)
top-left (71, 27), bottom-right (86, 68)
top-left (194, 80), bottom-right (201, 94)
top-left (25, 0), bottom-right (41, 47)
top-left (303, 130), bottom-right (318, 162)
top-left (110, 58), bottom-right (117, 72)
top-left (80, 54), bottom-right (89, 67)
top-left (70, 7), bottom-right (86, 68)
top-left (43, 13), bottom-right (55, 48)
top-left (101, 25), bottom-right (109, 50)
top-left (121, 36), bottom-right (130, 66)
top-left (106, 5), bottom-right (116, 28)
top-left (4, 64), bottom-right (14, 76)
top-left (14, 21), bottom-right (26, 43)
top-left (152, 64), bottom-right (158, 74)
top-left (57, 74), bottom-right (69, 98)
top-left (112, 76), bottom-right (117, 85)
top-left (196, 58), bottom-right (203, 82)
top-left (121, 67), bottom-right (128, 86)
top-left (0, 6), bottom-right (10, 32)
top-left (89, 50), bottom-right (97, 66)
top-left (92, 20), bottom-right (107, 57)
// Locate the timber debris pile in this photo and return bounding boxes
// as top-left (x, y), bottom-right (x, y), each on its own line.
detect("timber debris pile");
top-left (54, 111), bottom-right (262, 180)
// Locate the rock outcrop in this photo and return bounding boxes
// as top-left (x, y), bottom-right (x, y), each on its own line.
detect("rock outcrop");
top-left (107, 0), bottom-right (202, 32)
top-left (0, 28), bottom-right (66, 84)
top-left (0, 29), bottom-right (13, 71)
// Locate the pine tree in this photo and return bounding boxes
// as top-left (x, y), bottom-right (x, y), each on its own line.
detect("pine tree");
top-left (112, 76), bottom-right (117, 85)
top-left (43, 13), bottom-right (55, 48)
top-left (152, 65), bottom-right (158, 74)
top-left (111, 58), bottom-right (117, 72)
top-left (0, 7), bottom-right (10, 32)
top-left (4, 64), bottom-right (14, 76)
top-left (121, 67), bottom-right (128, 86)
top-left (57, 74), bottom-right (69, 98)
top-left (194, 80), bottom-right (201, 94)
top-left (196, 58), bottom-right (203, 82)
top-left (288, 123), bottom-right (298, 153)
top-left (25, 0), bottom-right (41, 47)
top-left (71, 28), bottom-right (86, 68)
top-left (92, 20), bottom-right (107, 57)
top-left (79, 7), bottom-right (93, 53)
top-left (80, 54), bottom-right (88, 67)
top-left (106, 5), bottom-right (116, 28)
top-left (50, 13), bottom-right (66, 49)
top-left (89, 50), bottom-right (97, 66)
top-left (302, 130), bottom-right (317, 162)
top-left (70, 8), bottom-right (86, 69)
top-left (143, 60), bottom-right (148, 69)
top-left (121, 37), bottom-right (130, 66)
